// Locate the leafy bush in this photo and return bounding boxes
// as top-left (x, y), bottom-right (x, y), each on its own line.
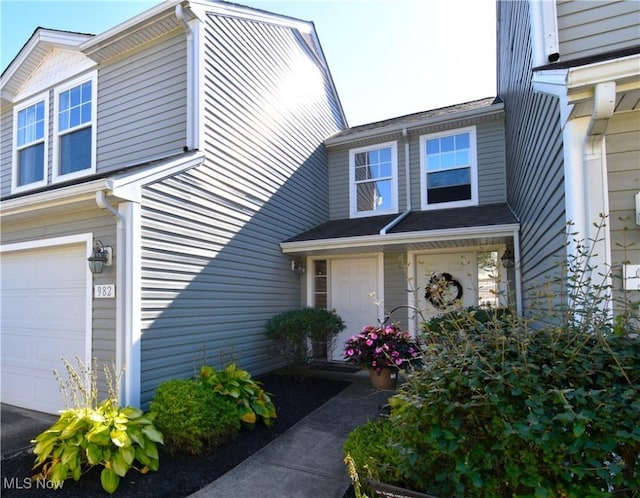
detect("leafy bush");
top-left (150, 379), bottom-right (240, 455)
top-left (386, 313), bottom-right (640, 497)
top-left (199, 363), bottom-right (277, 428)
top-left (343, 418), bottom-right (405, 489)
top-left (32, 357), bottom-right (163, 494)
top-left (265, 307), bottom-right (346, 380)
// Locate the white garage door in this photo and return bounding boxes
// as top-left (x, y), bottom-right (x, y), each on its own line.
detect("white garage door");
top-left (1, 242), bottom-right (89, 414)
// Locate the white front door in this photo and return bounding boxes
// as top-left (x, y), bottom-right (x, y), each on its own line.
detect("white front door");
top-left (329, 257), bottom-right (380, 361)
top-left (415, 252), bottom-right (478, 322)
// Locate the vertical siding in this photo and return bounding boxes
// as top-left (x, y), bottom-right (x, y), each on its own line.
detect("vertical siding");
top-left (96, 31), bottom-right (187, 172)
top-left (138, 14), bottom-right (344, 404)
top-left (498, 0), bottom-right (567, 315)
top-left (557, 0), bottom-right (640, 61)
top-left (606, 111), bottom-right (640, 304)
top-left (383, 252), bottom-right (411, 329)
top-left (0, 208), bottom-right (118, 387)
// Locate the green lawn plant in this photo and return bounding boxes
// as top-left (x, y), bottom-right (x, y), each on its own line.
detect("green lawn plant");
top-left (198, 363), bottom-right (277, 428)
top-left (32, 357), bottom-right (163, 494)
top-left (150, 379), bottom-right (241, 455)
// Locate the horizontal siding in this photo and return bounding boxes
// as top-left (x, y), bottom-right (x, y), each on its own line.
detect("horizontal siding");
top-left (96, 31), bottom-right (187, 172)
top-left (557, 0), bottom-right (640, 61)
top-left (498, 0), bottom-right (567, 317)
top-left (606, 111), bottom-right (640, 307)
top-left (0, 207), bottom-right (118, 385)
top-left (0, 107), bottom-right (12, 197)
top-left (139, 14), bottom-right (344, 405)
top-left (327, 116), bottom-right (506, 219)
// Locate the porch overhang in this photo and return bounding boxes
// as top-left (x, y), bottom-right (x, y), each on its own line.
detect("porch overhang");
top-left (281, 203), bottom-right (520, 256)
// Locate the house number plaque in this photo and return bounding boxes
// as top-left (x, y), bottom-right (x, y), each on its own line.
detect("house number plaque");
top-left (94, 285), bottom-right (116, 299)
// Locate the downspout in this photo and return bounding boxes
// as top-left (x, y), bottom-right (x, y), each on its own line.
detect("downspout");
top-left (176, 4), bottom-right (196, 150)
top-left (584, 81), bottom-right (615, 315)
top-left (95, 191), bottom-right (135, 407)
top-left (380, 128), bottom-right (412, 234)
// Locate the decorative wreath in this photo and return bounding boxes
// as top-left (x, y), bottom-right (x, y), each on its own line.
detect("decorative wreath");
top-left (425, 272), bottom-right (463, 309)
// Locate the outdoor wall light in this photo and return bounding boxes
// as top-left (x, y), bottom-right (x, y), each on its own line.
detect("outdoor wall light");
top-left (291, 257), bottom-right (306, 276)
top-left (501, 248), bottom-right (515, 269)
top-left (88, 240), bottom-right (112, 274)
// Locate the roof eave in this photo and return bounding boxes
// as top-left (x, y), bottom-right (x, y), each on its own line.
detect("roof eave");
top-left (281, 223), bottom-right (520, 254)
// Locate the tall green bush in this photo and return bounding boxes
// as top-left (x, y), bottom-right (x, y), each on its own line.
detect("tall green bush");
top-left (264, 307), bottom-right (346, 380)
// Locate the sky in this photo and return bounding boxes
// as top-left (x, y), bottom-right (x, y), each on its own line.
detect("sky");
top-left (0, 0), bottom-right (497, 127)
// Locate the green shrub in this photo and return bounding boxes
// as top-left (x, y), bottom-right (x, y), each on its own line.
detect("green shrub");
top-left (32, 358), bottom-right (163, 494)
top-left (199, 363), bottom-right (277, 428)
top-left (387, 313), bottom-right (640, 497)
top-left (150, 379), bottom-right (240, 455)
top-left (343, 418), bottom-right (405, 490)
top-left (265, 307), bottom-right (346, 380)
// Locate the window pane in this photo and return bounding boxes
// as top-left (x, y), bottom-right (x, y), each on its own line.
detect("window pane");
top-left (426, 139), bottom-right (439, 155)
top-left (455, 133), bottom-right (469, 149)
top-left (379, 147), bottom-right (391, 163)
top-left (60, 91), bottom-right (69, 111)
top-left (18, 143), bottom-right (44, 185)
top-left (70, 106), bottom-right (81, 127)
top-left (355, 152), bottom-right (368, 167)
top-left (455, 150), bottom-right (470, 165)
top-left (427, 184), bottom-right (472, 204)
top-left (36, 101), bottom-right (44, 120)
top-left (59, 110), bottom-right (69, 131)
top-left (379, 162), bottom-right (392, 177)
top-left (356, 182), bottom-right (377, 212)
top-left (441, 151), bottom-right (456, 168)
top-left (440, 136), bottom-right (455, 152)
top-left (375, 180), bottom-right (392, 210)
top-left (427, 155), bottom-right (441, 171)
top-left (428, 168), bottom-right (470, 188)
top-left (81, 102), bottom-right (91, 123)
top-left (70, 85), bottom-right (81, 106)
top-left (60, 127), bottom-right (91, 174)
top-left (355, 165), bottom-right (369, 181)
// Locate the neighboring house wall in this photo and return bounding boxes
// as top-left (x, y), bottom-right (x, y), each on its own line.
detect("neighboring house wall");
top-left (498, 0), bottom-right (567, 310)
top-left (557, 0), bottom-right (640, 60)
top-left (97, 31), bottom-right (187, 172)
top-left (0, 208), bottom-right (117, 368)
top-left (137, 12), bottom-right (343, 405)
top-left (607, 110), bottom-right (640, 303)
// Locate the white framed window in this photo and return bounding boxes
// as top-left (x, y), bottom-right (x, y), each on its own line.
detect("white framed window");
top-left (12, 93), bottom-right (49, 193)
top-left (420, 126), bottom-right (478, 210)
top-left (349, 141), bottom-right (398, 218)
top-left (53, 72), bottom-right (97, 182)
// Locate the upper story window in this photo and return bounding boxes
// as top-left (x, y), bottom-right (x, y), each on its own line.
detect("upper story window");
top-left (349, 141), bottom-right (398, 218)
top-left (13, 94), bottom-right (48, 192)
top-left (420, 126), bottom-right (478, 210)
top-left (53, 73), bottom-right (97, 182)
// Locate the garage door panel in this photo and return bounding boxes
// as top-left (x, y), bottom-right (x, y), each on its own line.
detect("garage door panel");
top-left (1, 242), bottom-right (88, 414)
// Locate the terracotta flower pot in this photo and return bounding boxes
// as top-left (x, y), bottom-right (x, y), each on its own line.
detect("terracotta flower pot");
top-left (368, 367), bottom-right (396, 390)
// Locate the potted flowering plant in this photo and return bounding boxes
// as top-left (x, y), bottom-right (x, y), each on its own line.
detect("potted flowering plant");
top-left (343, 324), bottom-right (420, 389)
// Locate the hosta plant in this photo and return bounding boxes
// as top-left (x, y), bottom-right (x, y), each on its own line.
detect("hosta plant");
top-left (199, 363), bottom-right (277, 427)
top-left (31, 357), bottom-right (163, 494)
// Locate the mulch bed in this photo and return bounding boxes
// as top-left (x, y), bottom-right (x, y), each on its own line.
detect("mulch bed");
top-left (1, 373), bottom-right (351, 498)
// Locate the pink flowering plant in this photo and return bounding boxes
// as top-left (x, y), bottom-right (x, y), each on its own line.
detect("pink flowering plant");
top-left (343, 324), bottom-right (420, 372)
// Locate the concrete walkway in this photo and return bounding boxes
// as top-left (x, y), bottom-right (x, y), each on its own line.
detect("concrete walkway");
top-left (189, 374), bottom-right (393, 498)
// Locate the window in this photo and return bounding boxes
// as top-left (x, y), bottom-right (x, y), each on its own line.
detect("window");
top-left (13, 95), bottom-right (48, 191)
top-left (349, 142), bottom-right (398, 217)
top-left (313, 260), bottom-right (328, 308)
top-left (53, 74), bottom-right (96, 181)
top-left (420, 127), bottom-right (477, 209)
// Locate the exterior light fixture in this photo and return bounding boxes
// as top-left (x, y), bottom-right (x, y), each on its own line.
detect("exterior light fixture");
top-left (501, 248), bottom-right (515, 269)
top-left (291, 257), bottom-right (306, 276)
top-left (87, 240), bottom-right (112, 274)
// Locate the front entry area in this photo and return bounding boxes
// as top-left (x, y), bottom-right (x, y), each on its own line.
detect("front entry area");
top-left (1, 240), bottom-right (90, 414)
top-left (328, 257), bottom-right (380, 361)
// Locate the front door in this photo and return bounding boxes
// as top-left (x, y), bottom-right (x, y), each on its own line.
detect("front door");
top-left (415, 252), bottom-right (478, 322)
top-left (329, 257), bottom-right (379, 361)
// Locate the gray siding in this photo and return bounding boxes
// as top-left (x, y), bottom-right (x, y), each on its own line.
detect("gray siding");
top-left (0, 207), bottom-right (117, 376)
top-left (327, 116), bottom-right (506, 220)
top-left (138, 14), bottom-right (344, 404)
top-left (96, 31), bottom-right (187, 172)
top-left (383, 252), bottom-right (412, 328)
top-left (557, 0), bottom-right (640, 61)
top-left (0, 107), bottom-right (12, 197)
top-left (498, 0), bottom-right (567, 315)
top-left (606, 110), bottom-right (640, 303)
